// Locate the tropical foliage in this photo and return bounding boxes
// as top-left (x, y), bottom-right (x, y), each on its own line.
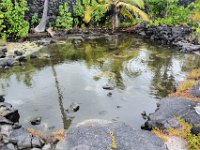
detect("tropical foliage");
top-left (0, 0), bottom-right (200, 38)
top-left (56, 3), bottom-right (73, 29)
top-left (77, 0), bottom-right (149, 30)
top-left (0, 0), bottom-right (29, 39)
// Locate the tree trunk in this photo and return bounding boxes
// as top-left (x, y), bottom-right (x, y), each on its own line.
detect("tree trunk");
top-left (112, 7), bottom-right (120, 33)
top-left (34, 0), bottom-right (49, 33)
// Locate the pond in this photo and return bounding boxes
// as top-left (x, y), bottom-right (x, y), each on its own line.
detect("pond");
top-left (0, 34), bottom-right (200, 133)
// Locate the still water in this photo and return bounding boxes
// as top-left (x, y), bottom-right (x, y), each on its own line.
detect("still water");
top-left (1, 34), bottom-right (200, 132)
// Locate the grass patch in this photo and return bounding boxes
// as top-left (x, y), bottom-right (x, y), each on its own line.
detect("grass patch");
top-left (153, 118), bottom-right (200, 150)
top-left (188, 69), bottom-right (200, 80)
top-left (177, 80), bottom-right (198, 92)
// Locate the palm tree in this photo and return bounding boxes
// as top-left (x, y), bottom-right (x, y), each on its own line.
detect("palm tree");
top-left (34, 0), bottom-right (49, 32)
top-left (83, 0), bottom-right (149, 32)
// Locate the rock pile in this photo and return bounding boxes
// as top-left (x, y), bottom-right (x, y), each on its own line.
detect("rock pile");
top-left (0, 97), bottom-right (46, 150)
top-left (135, 24), bottom-right (200, 52)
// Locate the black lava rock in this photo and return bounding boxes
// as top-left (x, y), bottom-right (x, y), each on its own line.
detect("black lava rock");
top-left (30, 116), bottom-right (42, 125)
top-left (102, 85), bottom-right (114, 90)
top-left (191, 125), bottom-right (200, 135)
top-left (107, 92), bottom-right (112, 97)
top-left (70, 102), bottom-right (80, 112)
top-left (0, 95), bottom-right (5, 102)
top-left (17, 56), bottom-right (27, 62)
top-left (142, 98), bottom-right (199, 130)
top-left (14, 50), bottom-right (23, 56)
top-left (30, 54), bottom-right (38, 59)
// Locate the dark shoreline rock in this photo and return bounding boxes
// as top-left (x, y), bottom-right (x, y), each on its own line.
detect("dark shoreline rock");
top-left (134, 24), bottom-right (200, 53)
top-left (141, 98), bottom-right (200, 132)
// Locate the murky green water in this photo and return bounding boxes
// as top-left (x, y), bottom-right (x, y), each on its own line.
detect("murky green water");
top-left (1, 34), bottom-right (200, 132)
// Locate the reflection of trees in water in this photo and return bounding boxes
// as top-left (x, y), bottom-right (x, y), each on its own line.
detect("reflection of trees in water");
top-left (181, 54), bottom-right (200, 72)
top-left (50, 60), bottom-right (72, 130)
top-left (42, 34), bottom-right (142, 90)
top-left (85, 35), bottom-right (142, 89)
top-left (0, 58), bottom-right (50, 88)
top-left (147, 46), bottom-right (176, 99)
top-left (1, 35), bottom-right (200, 99)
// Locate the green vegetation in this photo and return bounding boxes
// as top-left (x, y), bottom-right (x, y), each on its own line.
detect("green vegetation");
top-left (0, 0), bottom-right (200, 39)
top-left (76, 0), bottom-right (149, 31)
top-left (146, 0), bottom-right (194, 26)
top-left (31, 13), bottom-right (39, 28)
top-left (56, 3), bottom-right (73, 29)
top-left (177, 80), bottom-right (198, 92)
top-left (0, 0), bottom-right (29, 39)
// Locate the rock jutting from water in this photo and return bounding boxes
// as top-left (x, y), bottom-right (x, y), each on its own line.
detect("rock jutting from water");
top-left (141, 98), bottom-right (200, 135)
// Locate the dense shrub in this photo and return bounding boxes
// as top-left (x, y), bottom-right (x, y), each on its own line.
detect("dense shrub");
top-left (145, 0), bottom-right (191, 26)
top-left (56, 3), bottom-right (73, 29)
top-left (0, 0), bottom-right (29, 39)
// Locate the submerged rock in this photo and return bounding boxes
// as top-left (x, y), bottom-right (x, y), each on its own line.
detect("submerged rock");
top-left (14, 50), bottom-right (23, 56)
top-left (0, 48), bottom-right (7, 58)
top-left (56, 119), bottom-right (167, 150)
top-left (30, 54), bottom-right (38, 59)
top-left (0, 95), bottom-right (5, 102)
top-left (30, 116), bottom-right (42, 125)
top-left (142, 98), bottom-right (200, 130)
top-left (0, 58), bottom-right (15, 68)
top-left (66, 102), bottom-right (80, 113)
top-left (102, 85), bottom-right (115, 90)
top-left (107, 92), bottom-right (112, 97)
top-left (16, 56), bottom-right (27, 62)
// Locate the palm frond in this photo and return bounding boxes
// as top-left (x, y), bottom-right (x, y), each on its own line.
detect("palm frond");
top-left (117, 2), bottom-right (149, 21)
top-left (125, 0), bottom-right (144, 8)
top-left (121, 7), bottom-right (133, 19)
top-left (84, 6), bottom-right (93, 23)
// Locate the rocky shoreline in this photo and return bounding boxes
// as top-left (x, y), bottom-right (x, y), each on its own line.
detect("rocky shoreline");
top-left (133, 24), bottom-right (200, 53)
top-left (1, 72), bottom-right (200, 149)
top-left (1, 95), bottom-right (199, 149)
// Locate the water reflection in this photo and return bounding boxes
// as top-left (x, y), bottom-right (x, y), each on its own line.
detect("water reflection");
top-left (50, 60), bottom-right (72, 129)
top-left (0, 34), bottom-right (200, 130)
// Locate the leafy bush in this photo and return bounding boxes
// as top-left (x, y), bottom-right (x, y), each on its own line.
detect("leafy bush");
top-left (56, 3), bottom-right (73, 29)
top-left (31, 13), bottom-right (39, 28)
top-left (73, 0), bottom-right (108, 27)
top-left (0, 0), bottom-right (29, 39)
top-left (146, 0), bottom-right (191, 26)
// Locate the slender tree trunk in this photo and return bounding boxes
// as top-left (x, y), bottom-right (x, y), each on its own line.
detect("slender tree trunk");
top-left (34, 0), bottom-right (49, 32)
top-left (112, 7), bottom-right (120, 33)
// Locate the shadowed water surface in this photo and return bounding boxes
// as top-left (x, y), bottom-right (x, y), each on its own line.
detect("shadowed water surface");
top-left (0, 34), bottom-right (200, 132)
